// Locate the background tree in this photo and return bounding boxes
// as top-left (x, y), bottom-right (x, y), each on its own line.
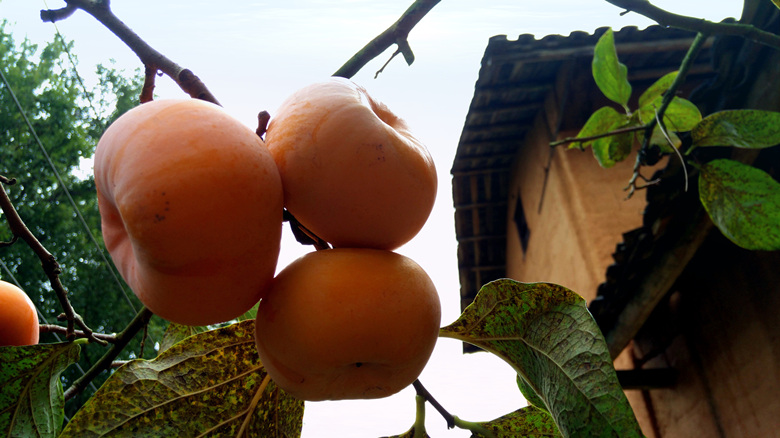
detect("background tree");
top-left (0, 20), bottom-right (166, 416)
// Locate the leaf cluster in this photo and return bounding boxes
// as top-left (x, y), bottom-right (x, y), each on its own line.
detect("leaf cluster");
top-left (573, 28), bottom-right (780, 251)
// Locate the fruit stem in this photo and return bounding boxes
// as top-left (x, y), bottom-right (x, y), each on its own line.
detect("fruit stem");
top-left (452, 416), bottom-right (496, 438)
top-left (412, 379), bottom-right (455, 429)
top-left (413, 394), bottom-right (427, 436)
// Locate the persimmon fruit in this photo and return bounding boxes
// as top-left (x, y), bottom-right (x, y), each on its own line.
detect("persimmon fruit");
top-left (95, 99), bottom-right (284, 326)
top-left (264, 77), bottom-right (437, 250)
top-left (0, 280), bottom-right (39, 346)
top-left (254, 248), bottom-right (441, 401)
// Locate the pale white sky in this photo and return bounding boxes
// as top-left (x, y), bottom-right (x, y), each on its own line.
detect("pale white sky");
top-left (2, 1), bottom-right (741, 436)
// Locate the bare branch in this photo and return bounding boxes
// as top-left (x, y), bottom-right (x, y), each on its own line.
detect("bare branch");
top-left (604, 0), bottom-right (780, 50)
top-left (333, 0), bottom-right (441, 79)
top-left (0, 178), bottom-right (106, 346)
top-left (64, 306), bottom-right (154, 401)
top-left (550, 124), bottom-right (647, 148)
top-left (40, 324), bottom-right (118, 343)
top-left (41, 0), bottom-right (220, 104)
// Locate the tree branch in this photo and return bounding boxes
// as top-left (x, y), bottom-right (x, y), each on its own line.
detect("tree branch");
top-left (41, 0), bottom-right (220, 104)
top-left (626, 32), bottom-right (708, 198)
top-left (604, 0), bottom-right (780, 50)
top-left (550, 124), bottom-right (648, 148)
top-left (40, 324), bottom-right (117, 343)
top-left (333, 0), bottom-right (441, 79)
top-left (64, 306), bottom-right (154, 401)
top-left (0, 177), bottom-right (106, 346)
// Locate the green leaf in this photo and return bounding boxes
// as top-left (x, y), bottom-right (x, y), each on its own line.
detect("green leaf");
top-left (573, 106), bottom-right (627, 149)
top-left (0, 341), bottom-right (83, 438)
top-left (61, 321), bottom-right (304, 438)
top-left (469, 406), bottom-right (562, 438)
top-left (638, 71), bottom-right (678, 108)
top-left (592, 28), bottom-right (632, 108)
top-left (237, 301), bottom-right (260, 322)
top-left (517, 375), bottom-right (548, 413)
top-left (592, 122), bottom-right (634, 168)
top-left (638, 96), bottom-right (702, 131)
top-left (440, 280), bottom-right (642, 438)
top-left (699, 159), bottom-right (780, 250)
top-left (691, 109), bottom-right (780, 148)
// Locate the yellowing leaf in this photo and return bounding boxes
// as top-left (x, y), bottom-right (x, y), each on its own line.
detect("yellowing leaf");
top-left (637, 96), bottom-right (702, 131)
top-left (638, 71), bottom-right (678, 108)
top-left (0, 341), bottom-right (83, 438)
top-left (573, 106), bottom-right (627, 150)
top-left (60, 321), bottom-right (304, 437)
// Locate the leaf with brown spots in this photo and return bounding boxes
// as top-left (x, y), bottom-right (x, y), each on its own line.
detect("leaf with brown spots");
top-left (699, 158), bottom-right (780, 250)
top-left (469, 406), bottom-right (562, 437)
top-left (440, 280), bottom-right (641, 438)
top-left (60, 321), bottom-right (303, 437)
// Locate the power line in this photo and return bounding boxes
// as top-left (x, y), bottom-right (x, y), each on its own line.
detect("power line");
top-left (0, 66), bottom-right (140, 317)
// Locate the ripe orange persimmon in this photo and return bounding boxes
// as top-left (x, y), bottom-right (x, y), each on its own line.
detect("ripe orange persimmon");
top-left (264, 77), bottom-right (437, 250)
top-left (254, 248), bottom-right (441, 401)
top-left (95, 99), bottom-right (284, 326)
top-left (0, 280), bottom-right (39, 346)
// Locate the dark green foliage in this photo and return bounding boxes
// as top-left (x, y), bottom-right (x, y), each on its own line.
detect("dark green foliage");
top-left (0, 21), bottom-right (166, 417)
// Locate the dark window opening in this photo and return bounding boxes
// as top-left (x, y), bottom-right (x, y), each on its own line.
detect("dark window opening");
top-left (514, 197), bottom-right (530, 254)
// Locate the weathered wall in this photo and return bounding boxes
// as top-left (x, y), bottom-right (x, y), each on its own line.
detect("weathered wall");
top-left (634, 229), bottom-right (780, 437)
top-left (504, 125), bottom-right (659, 303)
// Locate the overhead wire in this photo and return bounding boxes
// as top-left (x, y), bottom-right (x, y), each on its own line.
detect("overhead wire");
top-left (1, 6), bottom-right (162, 349)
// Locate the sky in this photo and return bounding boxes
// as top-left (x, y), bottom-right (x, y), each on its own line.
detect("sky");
top-left (2, 1), bottom-right (742, 436)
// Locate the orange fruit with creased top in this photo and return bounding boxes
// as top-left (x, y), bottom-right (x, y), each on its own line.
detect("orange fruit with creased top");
top-left (254, 248), bottom-right (441, 401)
top-left (0, 280), bottom-right (39, 346)
top-left (94, 99), bottom-right (283, 326)
top-left (264, 77), bottom-right (437, 250)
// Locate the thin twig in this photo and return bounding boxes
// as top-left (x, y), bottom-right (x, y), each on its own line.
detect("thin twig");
top-left (0, 178), bottom-right (106, 346)
top-left (64, 306), bottom-right (154, 401)
top-left (626, 32), bottom-right (707, 198)
top-left (41, 0), bottom-right (220, 104)
top-left (603, 0), bottom-right (780, 50)
top-left (333, 0), bottom-right (441, 79)
top-left (40, 324), bottom-right (117, 343)
top-left (550, 124), bottom-right (648, 148)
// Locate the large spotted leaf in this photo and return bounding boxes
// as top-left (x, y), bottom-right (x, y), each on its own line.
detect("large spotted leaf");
top-left (60, 321), bottom-right (303, 437)
top-left (440, 280), bottom-right (641, 438)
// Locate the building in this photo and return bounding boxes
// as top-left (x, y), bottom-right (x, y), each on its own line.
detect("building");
top-left (451, 4), bottom-right (780, 437)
